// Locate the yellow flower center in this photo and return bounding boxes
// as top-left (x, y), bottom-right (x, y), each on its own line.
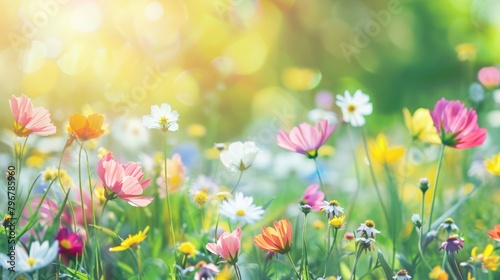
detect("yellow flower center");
top-left (27, 257), bottom-right (36, 267)
top-left (13, 121), bottom-right (31, 137)
top-left (365, 220), bottom-right (375, 228)
top-left (347, 104), bottom-right (356, 113)
top-left (236, 209), bottom-right (246, 216)
top-left (329, 200), bottom-right (339, 206)
top-left (444, 217), bottom-right (455, 224)
top-left (60, 239), bottom-right (72, 250)
top-left (194, 191), bottom-right (208, 206)
top-left (159, 116), bottom-right (168, 125)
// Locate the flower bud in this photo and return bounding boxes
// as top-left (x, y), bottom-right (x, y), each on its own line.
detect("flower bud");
top-left (419, 178), bottom-right (429, 193)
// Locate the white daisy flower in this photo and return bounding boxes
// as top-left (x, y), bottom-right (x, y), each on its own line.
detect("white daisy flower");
top-left (219, 192), bottom-right (264, 225)
top-left (0, 241), bottom-right (59, 272)
top-left (336, 90), bottom-right (373, 127)
top-left (357, 220), bottom-right (381, 238)
top-left (220, 141), bottom-right (259, 173)
top-left (393, 269), bottom-right (412, 280)
top-left (191, 175), bottom-right (219, 194)
top-left (142, 103), bottom-right (179, 132)
top-left (411, 214), bottom-right (422, 229)
top-left (438, 218), bottom-right (459, 233)
top-left (320, 200), bottom-right (344, 219)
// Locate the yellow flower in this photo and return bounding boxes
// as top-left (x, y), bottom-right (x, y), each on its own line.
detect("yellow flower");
top-left (313, 220), bottom-right (325, 230)
top-left (403, 108), bottom-right (440, 144)
top-left (470, 244), bottom-right (500, 272)
top-left (329, 215), bottom-right (345, 229)
top-left (485, 153), bottom-right (500, 176)
top-left (177, 242), bottom-right (197, 258)
top-left (369, 133), bottom-right (405, 164)
top-left (216, 191), bottom-right (232, 202)
top-left (187, 124), bottom-right (206, 137)
top-left (216, 266), bottom-right (232, 280)
top-left (109, 226), bottom-right (149, 252)
top-left (455, 43), bottom-right (476, 62)
top-left (467, 272), bottom-right (475, 280)
top-left (429, 266), bottom-right (448, 280)
top-left (318, 144), bottom-right (335, 157)
top-left (193, 191), bottom-right (208, 207)
top-left (95, 187), bottom-right (106, 204)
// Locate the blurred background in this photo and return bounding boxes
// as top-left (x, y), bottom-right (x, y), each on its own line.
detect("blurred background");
top-left (0, 0), bottom-right (499, 146)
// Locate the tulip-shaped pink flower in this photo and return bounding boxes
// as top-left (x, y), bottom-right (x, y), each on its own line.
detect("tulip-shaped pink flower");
top-left (430, 98), bottom-right (487, 149)
top-left (9, 94), bottom-right (56, 137)
top-left (96, 152), bottom-right (153, 207)
top-left (206, 228), bottom-right (242, 265)
top-left (277, 119), bottom-right (335, 158)
top-left (301, 184), bottom-right (325, 211)
top-left (478, 66), bottom-right (500, 88)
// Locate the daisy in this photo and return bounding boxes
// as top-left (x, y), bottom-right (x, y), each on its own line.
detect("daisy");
top-left (220, 192), bottom-right (264, 225)
top-left (191, 175), bottom-right (219, 194)
top-left (336, 90), bottom-right (373, 127)
top-left (393, 269), bottom-right (412, 280)
top-left (320, 200), bottom-right (344, 219)
top-left (357, 220), bottom-right (381, 238)
top-left (438, 218), bottom-right (459, 233)
top-left (220, 141), bottom-right (259, 173)
top-left (142, 103), bottom-right (179, 132)
top-left (0, 240), bottom-right (59, 272)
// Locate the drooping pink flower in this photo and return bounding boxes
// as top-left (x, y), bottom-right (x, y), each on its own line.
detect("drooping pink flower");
top-left (301, 184), bottom-right (325, 211)
top-left (96, 152), bottom-right (153, 207)
top-left (478, 66), bottom-right (500, 88)
top-left (277, 119), bottom-right (336, 158)
top-left (430, 98), bottom-right (487, 149)
top-left (9, 94), bottom-right (56, 137)
top-left (206, 228), bottom-right (242, 265)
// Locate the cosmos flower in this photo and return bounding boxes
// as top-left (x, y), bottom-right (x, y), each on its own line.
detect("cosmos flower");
top-left (478, 66), bottom-right (500, 88)
top-left (219, 192), bottom-right (264, 225)
top-left (56, 228), bottom-right (83, 258)
top-left (301, 184), bottom-right (325, 211)
top-left (254, 218), bottom-right (293, 254)
top-left (142, 103), bottom-right (179, 132)
top-left (369, 133), bottom-right (405, 164)
top-left (277, 119), bottom-right (335, 159)
top-left (439, 235), bottom-right (464, 254)
top-left (206, 228), bottom-right (242, 265)
top-left (97, 152), bottom-right (153, 207)
top-left (336, 90), bottom-right (373, 127)
top-left (109, 226), bottom-right (150, 252)
top-left (487, 225), bottom-right (500, 242)
top-left (67, 113), bottom-right (105, 141)
top-left (0, 241), bottom-right (59, 272)
top-left (220, 141), bottom-right (259, 172)
top-left (10, 94), bottom-right (56, 137)
top-left (430, 98), bottom-right (487, 149)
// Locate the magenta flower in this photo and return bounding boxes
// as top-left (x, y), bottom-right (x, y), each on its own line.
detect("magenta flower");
top-left (206, 228), bottom-right (242, 265)
top-left (9, 94), bottom-right (56, 137)
top-left (96, 152), bottom-right (153, 207)
top-left (301, 184), bottom-right (325, 211)
top-left (56, 228), bottom-right (83, 258)
top-left (478, 66), bottom-right (500, 88)
top-left (277, 119), bottom-right (336, 158)
top-left (430, 98), bottom-right (487, 149)
top-left (439, 235), bottom-right (464, 254)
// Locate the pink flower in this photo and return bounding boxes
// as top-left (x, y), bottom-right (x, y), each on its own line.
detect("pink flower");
top-left (277, 119), bottom-right (336, 158)
top-left (96, 152), bottom-right (153, 207)
top-left (430, 98), bottom-right (487, 149)
top-left (206, 228), bottom-right (242, 265)
top-left (56, 228), bottom-right (83, 258)
top-left (478, 66), bottom-right (500, 88)
top-left (9, 94), bottom-right (56, 137)
top-left (301, 184), bottom-right (325, 211)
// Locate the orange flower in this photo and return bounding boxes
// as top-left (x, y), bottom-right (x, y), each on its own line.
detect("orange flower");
top-left (254, 218), bottom-right (292, 254)
top-left (156, 153), bottom-right (186, 195)
top-left (68, 114), bottom-right (105, 141)
top-left (488, 225), bottom-right (500, 242)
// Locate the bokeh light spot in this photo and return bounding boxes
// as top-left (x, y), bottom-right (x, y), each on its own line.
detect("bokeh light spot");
top-left (22, 61), bottom-right (59, 97)
top-left (20, 40), bottom-right (46, 73)
top-left (281, 67), bottom-right (322, 91)
top-left (224, 33), bottom-right (267, 75)
top-left (71, 2), bottom-right (102, 33)
top-left (57, 43), bottom-right (90, 75)
top-left (145, 1), bottom-right (164, 21)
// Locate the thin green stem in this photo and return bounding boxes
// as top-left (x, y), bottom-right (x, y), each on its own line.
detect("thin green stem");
top-left (350, 246), bottom-right (364, 280)
top-left (231, 171), bottom-right (244, 194)
top-left (323, 225), bottom-right (331, 277)
top-left (77, 142), bottom-right (89, 238)
top-left (428, 144), bottom-right (446, 232)
top-left (234, 263), bottom-right (242, 280)
top-left (163, 133), bottom-right (176, 246)
top-left (286, 252), bottom-right (300, 278)
top-left (323, 228), bottom-right (339, 277)
top-left (313, 158), bottom-right (326, 197)
top-left (214, 211), bottom-right (221, 242)
top-left (360, 128), bottom-right (390, 229)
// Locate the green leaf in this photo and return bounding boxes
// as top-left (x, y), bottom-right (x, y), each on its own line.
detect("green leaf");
top-left (117, 261), bottom-right (134, 275)
top-left (143, 258), bottom-right (167, 279)
top-left (377, 249), bottom-right (393, 280)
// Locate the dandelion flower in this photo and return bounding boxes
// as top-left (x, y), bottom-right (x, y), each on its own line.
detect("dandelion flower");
top-left (142, 103), bottom-right (179, 132)
top-left (329, 215), bottom-right (345, 230)
top-left (336, 90), bottom-right (373, 127)
top-left (178, 242), bottom-right (198, 258)
top-left (110, 226), bottom-right (149, 252)
top-left (220, 192), bottom-right (264, 225)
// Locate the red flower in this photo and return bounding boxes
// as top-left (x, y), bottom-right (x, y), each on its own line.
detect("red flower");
top-left (56, 228), bottom-right (83, 257)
